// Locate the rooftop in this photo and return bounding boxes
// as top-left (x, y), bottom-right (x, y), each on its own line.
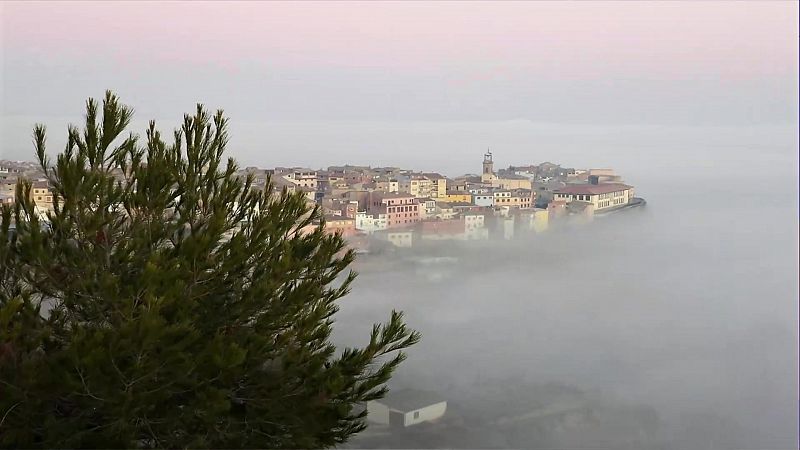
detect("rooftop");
top-left (498, 174), bottom-right (529, 180)
top-left (379, 389), bottom-right (446, 412)
top-left (371, 192), bottom-right (415, 199)
top-left (554, 183), bottom-right (632, 195)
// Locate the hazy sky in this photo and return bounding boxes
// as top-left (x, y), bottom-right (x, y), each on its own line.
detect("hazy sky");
top-left (2, 1), bottom-right (798, 165)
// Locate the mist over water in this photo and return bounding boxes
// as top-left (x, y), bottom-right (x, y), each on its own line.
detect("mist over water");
top-left (325, 124), bottom-right (798, 449)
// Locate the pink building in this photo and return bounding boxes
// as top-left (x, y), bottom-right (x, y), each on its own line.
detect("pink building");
top-left (368, 192), bottom-right (420, 229)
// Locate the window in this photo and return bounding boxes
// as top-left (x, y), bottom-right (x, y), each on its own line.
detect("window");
top-left (413, 411), bottom-right (420, 419)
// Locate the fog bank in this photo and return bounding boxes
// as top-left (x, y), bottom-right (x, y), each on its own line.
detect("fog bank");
top-left (331, 128), bottom-right (797, 449)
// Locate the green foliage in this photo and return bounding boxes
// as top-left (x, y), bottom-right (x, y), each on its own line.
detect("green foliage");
top-left (0, 92), bottom-right (419, 448)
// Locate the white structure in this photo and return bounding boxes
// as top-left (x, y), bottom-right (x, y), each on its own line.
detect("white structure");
top-left (468, 187), bottom-right (491, 195)
top-left (501, 216), bottom-right (515, 240)
top-left (355, 211), bottom-right (388, 234)
top-left (281, 168), bottom-right (318, 189)
top-left (463, 213), bottom-right (489, 240)
top-left (367, 390), bottom-right (447, 427)
top-left (418, 198), bottom-right (436, 219)
top-left (493, 190), bottom-right (511, 205)
top-left (473, 194), bottom-right (493, 207)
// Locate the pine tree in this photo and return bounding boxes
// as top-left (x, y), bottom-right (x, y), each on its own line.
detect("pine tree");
top-left (0, 91), bottom-right (419, 448)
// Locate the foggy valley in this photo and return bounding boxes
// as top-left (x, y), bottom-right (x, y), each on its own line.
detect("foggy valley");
top-left (1, 2), bottom-right (796, 449)
top-left (3, 107), bottom-right (797, 450)
top-left (331, 132), bottom-right (798, 449)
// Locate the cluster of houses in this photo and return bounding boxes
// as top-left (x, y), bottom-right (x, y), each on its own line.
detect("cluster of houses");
top-left (0, 160), bottom-right (53, 208)
top-left (245, 152), bottom-right (638, 253)
top-left (0, 152), bottom-right (640, 253)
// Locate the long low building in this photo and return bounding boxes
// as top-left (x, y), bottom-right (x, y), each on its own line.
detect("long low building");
top-left (367, 389), bottom-right (447, 428)
top-left (552, 183), bottom-right (633, 212)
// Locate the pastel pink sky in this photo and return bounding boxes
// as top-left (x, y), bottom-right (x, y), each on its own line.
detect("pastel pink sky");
top-left (3, 1), bottom-right (797, 80)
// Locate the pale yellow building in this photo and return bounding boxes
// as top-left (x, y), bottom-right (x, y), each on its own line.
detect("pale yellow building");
top-left (423, 173), bottom-right (447, 198)
top-left (553, 183), bottom-right (633, 212)
top-left (31, 182), bottom-right (55, 212)
top-left (493, 190), bottom-right (532, 208)
top-left (532, 208), bottom-right (549, 233)
top-left (490, 177), bottom-right (532, 190)
top-left (445, 191), bottom-right (472, 203)
top-left (406, 176), bottom-right (434, 198)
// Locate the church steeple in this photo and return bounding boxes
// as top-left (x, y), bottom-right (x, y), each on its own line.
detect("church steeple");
top-left (482, 149), bottom-right (494, 175)
top-left (481, 149), bottom-right (496, 183)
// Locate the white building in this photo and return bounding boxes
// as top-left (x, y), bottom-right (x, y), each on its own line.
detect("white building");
top-left (418, 198), bottom-right (436, 219)
top-left (468, 186), bottom-right (491, 195)
top-left (355, 211), bottom-right (388, 234)
top-left (281, 168), bottom-right (318, 190)
top-left (473, 194), bottom-right (493, 207)
top-left (367, 390), bottom-right (447, 427)
top-left (463, 212), bottom-right (489, 240)
top-left (493, 190), bottom-right (511, 206)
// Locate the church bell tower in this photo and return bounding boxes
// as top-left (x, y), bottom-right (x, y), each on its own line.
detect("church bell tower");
top-left (481, 149), bottom-right (495, 182)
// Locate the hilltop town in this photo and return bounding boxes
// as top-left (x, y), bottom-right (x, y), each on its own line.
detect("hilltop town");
top-left (0, 151), bottom-right (644, 254)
